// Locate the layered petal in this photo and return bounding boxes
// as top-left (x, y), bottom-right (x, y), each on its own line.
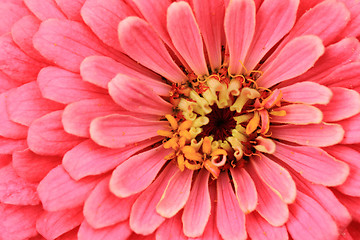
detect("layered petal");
top-left (338, 113), bottom-right (360, 144)
top-left (78, 220), bottom-right (132, 240)
top-left (246, 212), bottom-right (288, 240)
top-left (156, 212), bottom-right (187, 240)
top-left (270, 104), bottom-right (323, 125)
top-left (24, 0), bottom-right (66, 20)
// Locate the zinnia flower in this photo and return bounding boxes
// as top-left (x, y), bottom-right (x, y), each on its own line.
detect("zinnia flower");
top-left (1, 0), bottom-right (360, 239)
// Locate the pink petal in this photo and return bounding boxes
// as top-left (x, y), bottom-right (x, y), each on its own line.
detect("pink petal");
top-left (338, 113), bottom-right (360, 144)
top-left (81, 0), bottom-right (136, 51)
top-left (36, 207), bottom-right (83, 240)
top-left (246, 211), bottom-right (288, 240)
top-left (130, 164), bottom-right (178, 235)
top-left (244, 0), bottom-right (299, 71)
top-left (337, 0), bottom-right (360, 39)
top-left (118, 16), bottom-right (187, 83)
top-left (55, 0), bottom-right (85, 21)
top-left (38, 165), bottom-right (100, 211)
top-left (182, 169), bottom-right (211, 237)
top-left (78, 220), bottom-right (132, 240)
top-left (63, 138), bottom-right (160, 181)
top-left (156, 168), bottom-right (193, 218)
top-left (24, 0), bottom-right (66, 20)
top-left (320, 62), bottom-right (360, 91)
top-left (0, 1), bottom-right (30, 36)
top-left (90, 114), bottom-right (167, 148)
top-left (6, 81), bottom-right (64, 126)
top-left (167, 2), bottom-right (208, 76)
top-left (270, 104), bottom-right (323, 125)
top-left (333, 191), bottom-right (360, 223)
top-left (156, 212), bottom-right (187, 240)
top-left (0, 70), bottom-right (21, 94)
top-left (0, 34), bottom-right (46, 83)
top-left (80, 56), bottom-right (168, 96)
top-left (84, 177), bottom-right (138, 229)
top-left (280, 81), bottom-right (333, 105)
top-left (0, 137), bottom-right (27, 155)
top-left (286, 191), bottom-right (338, 240)
top-left (33, 19), bottom-right (118, 73)
top-left (27, 110), bottom-right (84, 156)
top-left (230, 166), bottom-right (258, 213)
top-left (12, 149), bottom-right (61, 183)
top-left (62, 97), bottom-right (122, 138)
top-left (0, 163), bottom-right (39, 205)
top-left (0, 92), bottom-right (28, 139)
top-left (37, 66), bottom-right (107, 105)
top-left (56, 228), bottom-right (78, 240)
top-left (110, 146), bottom-right (172, 198)
top-left (224, 0), bottom-right (255, 75)
top-left (316, 87), bottom-right (360, 122)
top-left (0, 203), bottom-right (42, 240)
top-left (193, 0), bottom-right (224, 70)
top-left (325, 145), bottom-right (360, 197)
top-left (257, 35), bottom-right (325, 88)
top-left (216, 173), bottom-right (247, 240)
top-left (247, 164), bottom-right (289, 227)
top-left (290, 171), bottom-right (351, 232)
top-left (273, 141), bottom-right (349, 186)
top-left (271, 123), bottom-right (344, 147)
top-left (251, 154), bottom-right (296, 204)
top-left (108, 74), bottom-right (172, 116)
top-left (0, 154), bottom-right (11, 168)
top-left (11, 15), bottom-right (47, 62)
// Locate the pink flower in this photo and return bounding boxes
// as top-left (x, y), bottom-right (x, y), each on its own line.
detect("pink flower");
top-left (1, 0), bottom-right (360, 239)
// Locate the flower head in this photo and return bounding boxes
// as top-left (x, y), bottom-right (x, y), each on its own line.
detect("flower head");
top-left (1, 0), bottom-right (360, 239)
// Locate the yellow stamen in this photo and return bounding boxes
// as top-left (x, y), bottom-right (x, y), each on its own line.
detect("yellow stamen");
top-left (246, 111), bottom-right (260, 135)
top-left (165, 114), bottom-right (178, 130)
top-left (163, 137), bottom-right (179, 149)
top-left (179, 130), bottom-right (192, 140)
top-left (157, 130), bottom-right (173, 137)
top-left (177, 154), bottom-right (185, 171)
top-left (179, 120), bottom-right (193, 131)
top-left (204, 160), bottom-right (220, 179)
top-left (164, 152), bottom-right (176, 160)
top-left (270, 110), bottom-right (287, 116)
top-left (211, 148), bottom-right (227, 157)
top-left (184, 160), bottom-right (202, 170)
top-left (202, 137), bottom-right (212, 155)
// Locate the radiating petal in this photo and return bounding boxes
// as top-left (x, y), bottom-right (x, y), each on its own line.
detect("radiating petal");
top-left (338, 113), bottom-right (360, 144)
top-left (0, 1), bottom-right (30, 36)
top-left (273, 141), bottom-right (349, 186)
top-left (0, 137), bottom-right (27, 155)
top-left (270, 104), bottom-right (323, 125)
top-left (78, 220), bottom-right (132, 240)
top-left (24, 0), bottom-right (66, 20)
top-left (216, 173), bottom-right (247, 240)
top-left (156, 212), bottom-right (187, 240)
top-left (271, 123), bottom-right (344, 147)
top-left (54, 0), bottom-right (85, 21)
top-left (182, 169), bottom-right (211, 237)
top-left (224, 0), bottom-right (255, 75)
top-left (118, 16), bottom-right (186, 83)
top-left (333, 191), bottom-right (360, 222)
top-left (156, 168), bottom-right (193, 218)
top-left (320, 62), bottom-right (360, 91)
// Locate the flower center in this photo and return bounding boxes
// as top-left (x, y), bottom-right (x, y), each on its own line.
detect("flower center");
top-left (158, 67), bottom-right (286, 178)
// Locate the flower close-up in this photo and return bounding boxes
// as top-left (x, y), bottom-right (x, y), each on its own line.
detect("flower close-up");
top-left (1, 0), bottom-right (360, 239)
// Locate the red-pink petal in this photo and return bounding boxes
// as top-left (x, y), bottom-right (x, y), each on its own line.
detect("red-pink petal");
top-left (246, 211), bottom-right (288, 240)
top-left (338, 113), bottom-right (360, 144)
top-left (333, 191), bottom-right (360, 222)
top-left (167, 2), bottom-right (208, 76)
top-left (0, 70), bottom-right (21, 94)
top-left (156, 168), bottom-right (193, 218)
top-left (27, 110), bottom-right (84, 156)
top-left (0, 136), bottom-right (27, 155)
top-left (216, 173), bottom-right (247, 240)
top-left (24, 0), bottom-right (66, 20)
top-left (280, 81), bottom-right (332, 105)
top-left (78, 220), bottom-right (132, 240)
top-left (244, 0), bottom-right (299, 71)
top-left (110, 146), bottom-right (172, 198)
top-left (81, 0), bottom-right (136, 51)
top-left (108, 74), bottom-right (172, 116)
top-left (273, 141), bottom-right (349, 186)
top-left (224, 0), bottom-right (255, 75)
top-left (90, 114), bottom-right (167, 148)
top-left (118, 16), bottom-right (187, 83)
top-left (325, 145), bottom-right (360, 197)
top-left (257, 35), bottom-right (325, 88)
top-left (320, 62), bottom-right (360, 91)
top-left (0, 203), bottom-right (42, 240)
top-left (287, 191), bottom-right (338, 240)
top-left (251, 154), bottom-right (296, 204)
top-left (37, 165), bottom-right (100, 211)
top-left (317, 87), bottom-right (360, 122)
top-left (230, 166), bottom-right (258, 213)
top-left (63, 138), bottom-right (160, 180)
top-left (84, 177), bottom-right (138, 229)
top-left (271, 123), bottom-right (344, 147)
top-left (156, 212), bottom-right (187, 240)
top-left (193, 0), bottom-right (224, 70)
top-left (55, 0), bottom-right (85, 21)
top-left (182, 169), bottom-right (211, 237)
top-left (270, 104), bottom-right (323, 125)
top-left (12, 149), bottom-right (61, 183)
top-left (0, 163), bottom-right (39, 205)
top-left (247, 164), bottom-right (289, 227)
top-left (37, 66), bottom-right (107, 105)
top-left (6, 81), bottom-right (64, 126)
top-left (33, 19), bottom-right (118, 73)
top-left (36, 207), bottom-right (83, 240)
top-left (0, 1), bottom-right (30, 36)
top-left (130, 164), bottom-right (178, 235)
